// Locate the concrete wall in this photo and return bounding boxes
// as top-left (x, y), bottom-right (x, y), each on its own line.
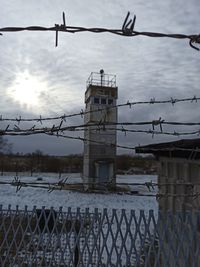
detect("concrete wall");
top-left (158, 157), bottom-right (200, 212)
top-left (158, 156), bottom-right (200, 266)
top-left (83, 84), bottom-right (118, 189)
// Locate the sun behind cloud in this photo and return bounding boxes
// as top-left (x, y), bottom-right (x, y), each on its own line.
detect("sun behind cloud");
top-left (7, 70), bottom-right (49, 111)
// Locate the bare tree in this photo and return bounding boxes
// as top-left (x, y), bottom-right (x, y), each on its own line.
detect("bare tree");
top-left (0, 137), bottom-right (12, 154)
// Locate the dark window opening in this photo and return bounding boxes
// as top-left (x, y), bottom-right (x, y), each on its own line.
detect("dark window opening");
top-left (94, 97), bottom-right (99, 104)
top-left (108, 99), bottom-right (113, 105)
top-left (101, 98), bottom-right (106, 105)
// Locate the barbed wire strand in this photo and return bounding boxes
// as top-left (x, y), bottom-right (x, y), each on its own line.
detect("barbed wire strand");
top-left (1, 125), bottom-right (200, 152)
top-left (0, 12), bottom-right (200, 50)
top-left (1, 124), bottom-right (200, 138)
top-left (1, 116), bottom-right (200, 157)
top-left (1, 178), bottom-right (200, 199)
top-left (0, 96), bottom-right (199, 124)
top-left (1, 116), bottom-right (200, 142)
top-left (3, 119), bottom-right (200, 131)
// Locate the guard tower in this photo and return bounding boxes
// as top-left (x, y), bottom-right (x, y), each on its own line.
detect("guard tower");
top-left (83, 70), bottom-right (118, 190)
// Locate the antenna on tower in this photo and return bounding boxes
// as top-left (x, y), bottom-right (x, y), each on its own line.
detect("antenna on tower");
top-left (100, 69), bottom-right (104, 86)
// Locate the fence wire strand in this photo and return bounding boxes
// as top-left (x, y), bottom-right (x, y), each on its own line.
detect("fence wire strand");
top-left (0, 12), bottom-right (200, 50)
top-left (1, 122), bottom-right (200, 135)
top-left (1, 177), bottom-right (200, 199)
top-left (0, 96), bottom-right (199, 123)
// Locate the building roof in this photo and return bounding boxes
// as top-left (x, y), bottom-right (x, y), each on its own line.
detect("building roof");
top-left (135, 138), bottom-right (200, 159)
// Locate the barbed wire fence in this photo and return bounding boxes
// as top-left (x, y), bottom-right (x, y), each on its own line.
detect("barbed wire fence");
top-left (1, 95), bottom-right (200, 194)
top-left (0, 96), bottom-right (200, 139)
top-left (0, 12), bottom-right (200, 198)
top-left (1, 11), bottom-right (200, 267)
top-left (0, 12), bottom-right (200, 50)
top-left (1, 94), bottom-right (200, 195)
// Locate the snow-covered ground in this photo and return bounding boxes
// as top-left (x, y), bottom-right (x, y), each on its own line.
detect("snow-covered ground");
top-left (0, 174), bottom-right (159, 266)
top-left (0, 173), bottom-right (158, 212)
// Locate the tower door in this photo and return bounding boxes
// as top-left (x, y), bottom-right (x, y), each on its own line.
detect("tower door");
top-left (95, 161), bottom-right (113, 184)
top-left (99, 163), bottom-right (109, 183)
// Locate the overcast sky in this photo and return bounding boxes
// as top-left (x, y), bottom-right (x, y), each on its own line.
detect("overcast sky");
top-left (0, 0), bottom-right (200, 155)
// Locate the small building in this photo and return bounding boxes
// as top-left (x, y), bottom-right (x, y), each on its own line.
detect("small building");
top-left (136, 139), bottom-right (200, 266)
top-left (136, 138), bottom-right (200, 211)
top-left (83, 70), bottom-right (118, 190)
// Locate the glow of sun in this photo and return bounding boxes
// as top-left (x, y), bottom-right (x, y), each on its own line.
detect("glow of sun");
top-left (7, 71), bottom-right (48, 110)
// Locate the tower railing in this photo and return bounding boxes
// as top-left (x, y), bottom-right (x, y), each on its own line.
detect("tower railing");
top-left (86, 71), bottom-right (116, 88)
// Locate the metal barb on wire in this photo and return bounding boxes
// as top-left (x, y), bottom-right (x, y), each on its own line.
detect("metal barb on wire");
top-left (37, 115), bottom-right (43, 124)
top-left (152, 117), bottom-right (164, 132)
top-left (191, 95), bottom-right (198, 103)
top-left (145, 181), bottom-right (155, 192)
top-left (122, 11), bottom-right (136, 35)
top-left (189, 34), bottom-right (200, 51)
top-left (54, 12), bottom-right (74, 47)
top-left (47, 183), bottom-right (55, 193)
top-left (61, 114), bottom-right (66, 122)
top-left (57, 177), bottom-right (68, 190)
top-left (173, 130), bottom-right (180, 136)
top-left (55, 24), bottom-right (59, 47)
top-left (16, 116), bottom-right (21, 124)
top-left (170, 97), bottom-right (177, 106)
top-left (150, 98), bottom-right (156, 104)
top-left (5, 125), bottom-right (9, 131)
top-left (127, 100), bottom-right (132, 108)
top-left (57, 120), bottom-right (63, 135)
top-left (11, 176), bottom-right (23, 193)
top-left (29, 125), bottom-right (35, 131)
top-left (55, 12), bottom-right (68, 47)
top-left (14, 124), bottom-right (21, 131)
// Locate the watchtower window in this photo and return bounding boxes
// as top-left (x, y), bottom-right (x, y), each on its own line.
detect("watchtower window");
top-left (101, 98), bottom-right (106, 105)
top-left (94, 97), bottom-right (100, 104)
top-left (108, 99), bottom-right (113, 105)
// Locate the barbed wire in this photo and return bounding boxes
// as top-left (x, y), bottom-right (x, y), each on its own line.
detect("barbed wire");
top-left (0, 12), bottom-right (200, 50)
top-left (1, 118), bottom-right (200, 141)
top-left (1, 177), bottom-right (200, 199)
top-left (56, 126), bottom-right (200, 138)
top-left (3, 118), bottom-right (200, 131)
top-left (0, 96), bottom-right (199, 124)
top-left (1, 117), bottom-right (200, 154)
top-left (3, 130), bottom-right (199, 153)
top-left (1, 126), bottom-right (200, 138)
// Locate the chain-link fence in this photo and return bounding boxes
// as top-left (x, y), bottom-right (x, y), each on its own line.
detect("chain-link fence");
top-left (0, 206), bottom-right (200, 266)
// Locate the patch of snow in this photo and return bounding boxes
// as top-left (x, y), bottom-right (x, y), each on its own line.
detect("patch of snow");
top-left (0, 173), bottom-right (158, 212)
